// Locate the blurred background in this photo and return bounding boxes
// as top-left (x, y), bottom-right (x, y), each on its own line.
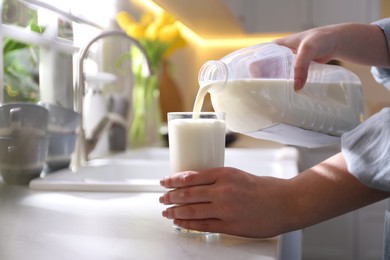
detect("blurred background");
top-left (1, 1), bottom-right (390, 259)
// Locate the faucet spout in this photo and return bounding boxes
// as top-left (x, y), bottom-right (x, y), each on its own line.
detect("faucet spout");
top-left (71, 30), bottom-right (151, 171)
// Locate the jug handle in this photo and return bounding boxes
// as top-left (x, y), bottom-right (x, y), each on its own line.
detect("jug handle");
top-left (85, 113), bottom-right (127, 155)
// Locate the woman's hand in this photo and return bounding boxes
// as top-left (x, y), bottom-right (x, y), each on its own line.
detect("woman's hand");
top-left (274, 23), bottom-right (389, 91)
top-left (159, 167), bottom-right (292, 238)
top-left (159, 154), bottom-right (390, 238)
top-left (274, 25), bottom-right (339, 91)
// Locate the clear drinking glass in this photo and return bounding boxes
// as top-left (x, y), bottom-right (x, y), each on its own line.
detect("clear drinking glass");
top-left (167, 112), bottom-right (226, 235)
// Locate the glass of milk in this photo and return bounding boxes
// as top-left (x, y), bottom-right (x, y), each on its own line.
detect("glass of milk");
top-left (167, 112), bottom-right (226, 234)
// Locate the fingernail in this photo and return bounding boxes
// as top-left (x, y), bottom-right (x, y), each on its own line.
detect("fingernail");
top-left (160, 176), bottom-right (168, 186)
top-left (162, 210), bottom-right (168, 218)
top-left (163, 210), bottom-right (173, 219)
top-left (159, 195), bottom-right (164, 204)
top-left (294, 78), bottom-right (304, 92)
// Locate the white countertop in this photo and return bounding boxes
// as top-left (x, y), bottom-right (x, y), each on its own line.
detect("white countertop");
top-left (0, 186), bottom-right (282, 260)
top-left (0, 147), bottom-right (301, 260)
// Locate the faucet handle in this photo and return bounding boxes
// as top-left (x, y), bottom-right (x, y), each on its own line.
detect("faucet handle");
top-left (86, 113), bottom-right (127, 155)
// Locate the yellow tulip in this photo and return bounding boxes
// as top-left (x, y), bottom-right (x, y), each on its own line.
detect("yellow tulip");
top-left (158, 23), bottom-right (180, 43)
top-left (116, 11), bottom-right (135, 31)
top-left (126, 24), bottom-right (146, 40)
top-left (144, 22), bottom-right (162, 40)
top-left (116, 10), bottom-right (187, 61)
top-left (163, 35), bottom-right (187, 58)
top-left (176, 34), bottom-right (187, 48)
top-left (140, 12), bottom-right (154, 26)
top-left (155, 12), bottom-right (175, 27)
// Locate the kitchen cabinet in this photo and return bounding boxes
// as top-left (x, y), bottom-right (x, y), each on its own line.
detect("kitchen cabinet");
top-left (223, 0), bottom-right (307, 33)
top-left (302, 200), bottom-right (387, 260)
top-left (357, 200), bottom-right (388, 259)
top-left (296, 145), bottom-right (387, 260)
top-left (311, 0), bottom-right (380, 28)
top-left (223, 0), bottom-right (381, 33)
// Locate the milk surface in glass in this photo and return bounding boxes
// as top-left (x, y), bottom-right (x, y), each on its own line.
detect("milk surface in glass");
top-left (168, 112), bottom-right (225, 174)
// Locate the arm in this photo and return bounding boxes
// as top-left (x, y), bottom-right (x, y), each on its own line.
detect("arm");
top-left (274, 23), bottom-right (390, 91)
top-left (287, 152), bottom-right (389, 229)
top-left (160, 152), bottom-right (390, 238)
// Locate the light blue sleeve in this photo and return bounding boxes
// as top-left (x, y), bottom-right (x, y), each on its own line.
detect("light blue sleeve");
top-left (341, 18), bottom-right (390, 192)
top-left (371, 18), bottom-right (390, 90)
top-left (341, 108), bottom-right (390, 192)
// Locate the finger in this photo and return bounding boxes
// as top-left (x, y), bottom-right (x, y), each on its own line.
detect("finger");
top-left (173, 218), bottom-right (225, 234)
top-left (272, 37), bottom-right (298, 53)
top-left (162, 202), bottom-right (220, 220)
top-left (293, 65), bottom-right (308, 91)
top-left (159, 185), bottom-right (213, 205)
top-left (173, 218), bottom-right (279, 238)
top-left (273, 36), bottom-right (309, 91)
top-left (293, 47), bottom-right (313, 91)
top-left (160, 168), bottom-right (221, 189)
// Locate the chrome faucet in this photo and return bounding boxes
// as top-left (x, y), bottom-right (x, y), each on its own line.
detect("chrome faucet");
top-left (71, 30), bottom-right (152, 170)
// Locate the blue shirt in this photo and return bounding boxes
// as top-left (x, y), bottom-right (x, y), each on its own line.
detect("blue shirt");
top-left (341, 17), bottom-right (390, 260)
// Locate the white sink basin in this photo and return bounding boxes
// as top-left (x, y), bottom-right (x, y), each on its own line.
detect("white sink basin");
top-left (29, 147), bottom-right (298, 192)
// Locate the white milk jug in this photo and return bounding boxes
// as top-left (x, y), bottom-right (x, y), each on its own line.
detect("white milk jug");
top-left (197, 43), bottom-right (365, 148)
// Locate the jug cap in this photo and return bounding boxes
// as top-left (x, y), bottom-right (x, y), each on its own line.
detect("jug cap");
top-left (198, 60), bottom-right (229, 93)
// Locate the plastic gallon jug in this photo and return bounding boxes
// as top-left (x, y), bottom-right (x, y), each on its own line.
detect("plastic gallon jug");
top-left (196, 43), bottom-right (365, 148)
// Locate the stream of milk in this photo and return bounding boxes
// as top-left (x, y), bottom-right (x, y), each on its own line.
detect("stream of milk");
top-left (192, 83), bottom-right (212, 116)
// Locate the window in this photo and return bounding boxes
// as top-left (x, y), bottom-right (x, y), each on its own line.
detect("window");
top-left (0, 0), bottom-right (102, 107)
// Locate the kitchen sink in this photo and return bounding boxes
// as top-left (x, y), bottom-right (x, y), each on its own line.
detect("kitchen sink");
top-left (29, 147), bottom-right (298, 192)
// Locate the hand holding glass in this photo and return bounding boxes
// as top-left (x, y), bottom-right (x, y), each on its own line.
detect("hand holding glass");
top-left (167, 112), bottom-right (226, 234)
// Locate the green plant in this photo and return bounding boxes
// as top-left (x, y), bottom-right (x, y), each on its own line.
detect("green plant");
top-left (3, 21), bottom-right (44, 102)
